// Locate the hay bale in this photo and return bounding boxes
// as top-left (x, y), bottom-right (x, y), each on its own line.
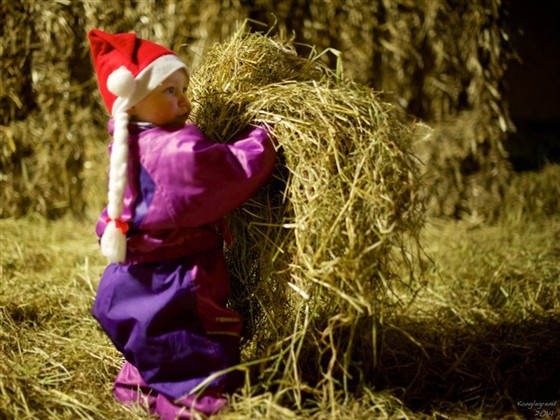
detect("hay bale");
top-left (81, 0), bottom-right (249, 69)
top-left (190, 29), bottom-right (425, 402)
top-left (0, 1), bottom-right (96, 218)
top-left (414, 111), bottom-right (512, 219)
top-left (249, 0), bottom-right (516, 220)
top-left (0, 1), bottom-right (36, 125)
top-left (2, 0), bottom-right (516, 221)
top-left (248, 0), bottom-right (514, 123)
top-left (500, 163), bottom-right (560, 222)
top-left (1, 0), bottom-right (250, 219)
top-left (191, 28), bottom-right (324, 143)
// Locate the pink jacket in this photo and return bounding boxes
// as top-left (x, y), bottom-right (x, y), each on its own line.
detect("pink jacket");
top-left (96, 121), bottom-right (276, 264)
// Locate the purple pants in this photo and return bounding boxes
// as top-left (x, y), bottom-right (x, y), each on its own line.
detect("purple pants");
top-left (92, 248), bottom-right (243, 416)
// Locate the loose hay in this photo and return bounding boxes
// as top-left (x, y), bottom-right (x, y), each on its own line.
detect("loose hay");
top-left (190, 29), bottom-right (426, 407)
top-left (500, 163), bottom-right (560, 223)
top-left (2, 213), bottom-right (558, 418)
top-left (0, 215), bottom-right (127, 419)
top-left (2, 2), bottom-right (558, 418)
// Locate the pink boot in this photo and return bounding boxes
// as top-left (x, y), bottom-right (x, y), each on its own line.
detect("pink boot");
top-left (113, 361), bottom-right (158, 413)
top-left (155, 391), bottom-right (228, 419)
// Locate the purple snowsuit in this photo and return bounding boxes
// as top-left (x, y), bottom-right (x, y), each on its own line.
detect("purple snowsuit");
top-left (92, 121), bottom-right (276, 417)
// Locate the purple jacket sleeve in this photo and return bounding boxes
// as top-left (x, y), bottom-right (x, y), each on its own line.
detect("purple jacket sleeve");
top-left (139, 124), bottom-right (276, 229)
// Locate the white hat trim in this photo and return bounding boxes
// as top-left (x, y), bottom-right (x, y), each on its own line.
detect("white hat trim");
top-left (111, 54), bottom-right (189, 115)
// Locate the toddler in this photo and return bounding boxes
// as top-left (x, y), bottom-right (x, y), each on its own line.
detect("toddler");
top-left (88, 29), bottom-right (276, 418)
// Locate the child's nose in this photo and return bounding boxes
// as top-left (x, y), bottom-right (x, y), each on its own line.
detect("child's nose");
top-left (179, 92), bottom-right (189, 107)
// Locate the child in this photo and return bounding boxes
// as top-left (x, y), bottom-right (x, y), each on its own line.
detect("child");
top-left (88, 29), bottom-right (276, 418)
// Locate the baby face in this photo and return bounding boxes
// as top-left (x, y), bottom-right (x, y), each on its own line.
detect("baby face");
top-left (129, 69), bottom-right (191, 126)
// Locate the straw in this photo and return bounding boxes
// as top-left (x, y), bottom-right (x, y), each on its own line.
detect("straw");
top-left (190, 28), bottom-right (425, 406)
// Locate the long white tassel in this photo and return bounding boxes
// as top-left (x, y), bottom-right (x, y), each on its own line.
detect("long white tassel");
top-left (101, 111), bottom-right (129, 263)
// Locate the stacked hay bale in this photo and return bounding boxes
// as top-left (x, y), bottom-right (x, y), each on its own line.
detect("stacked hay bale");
top-left (249, 0), bottom-right (516, 220)
top-left (81, 0), bottom-right (249, 70)
top-left (190, 28), bottom-right (425, 405)
top-left (1, 0), bottom-right (249, 219)
top-left (393, 0), bottom-right (514, 219)
top-left (2, 0), bottom-right (515, 221)
top-left (500, 163), bottom-right (560, 223)
top-left (1, 1), bottom-right (94, 218)
top-left (414, 111), bottom-right (510, 219)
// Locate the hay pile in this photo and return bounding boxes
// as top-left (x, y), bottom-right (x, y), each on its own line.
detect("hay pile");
top-left (2, 209), bottom-right (558, 418)
top-left (2, 0), bottom-right (516, 222)
top-left (500, 163), bottom-right (560, 223)
top-left (1, 0), bottom-right (249, 220)
top-left (0, 215), bottom-right (130, 418)
top-left (414, 111), bottom-right (511, 219)
top-left (248, 0), bottom-right (516, 220)
top-left (190, 29), bottom-right (425, 404)
top-left (1, 1), bottom-right (94, 218)
top-left (363, 0), bottom-right (515, 219)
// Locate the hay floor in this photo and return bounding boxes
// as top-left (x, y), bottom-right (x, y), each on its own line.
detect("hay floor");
top-left (1, 197), bottom-right (559, 419)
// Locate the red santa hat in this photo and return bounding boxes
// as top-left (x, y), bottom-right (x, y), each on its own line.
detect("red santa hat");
top-left (88, 29), bottom-right (189, 263)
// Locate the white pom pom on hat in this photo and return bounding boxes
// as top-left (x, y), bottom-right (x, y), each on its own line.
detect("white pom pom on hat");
top-left (107, 66), bottom-right (136, 98)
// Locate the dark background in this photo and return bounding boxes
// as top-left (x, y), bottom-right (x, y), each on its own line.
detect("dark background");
top-left (504, 0), bottom-right (560, 170)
